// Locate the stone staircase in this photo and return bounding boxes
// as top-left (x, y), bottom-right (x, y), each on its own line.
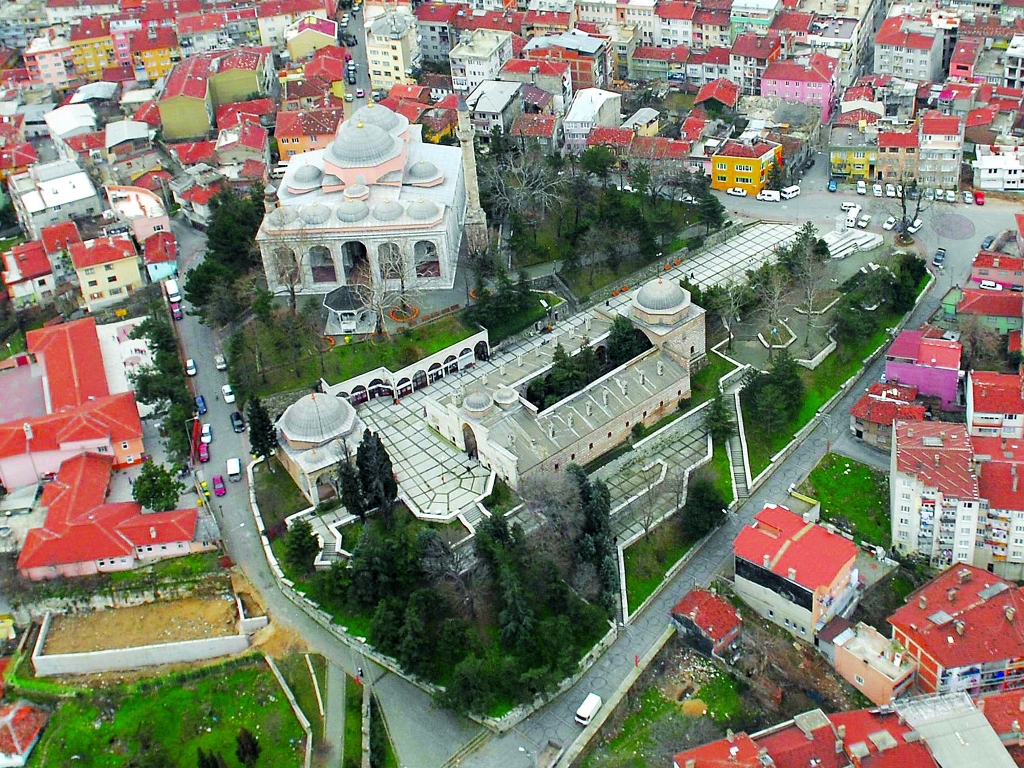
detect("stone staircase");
top-left (724, 390), bottom-right (750, 500)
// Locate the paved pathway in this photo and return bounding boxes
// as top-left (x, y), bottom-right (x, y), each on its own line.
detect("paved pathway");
top-left (325, 662), bottom-right (347, 767)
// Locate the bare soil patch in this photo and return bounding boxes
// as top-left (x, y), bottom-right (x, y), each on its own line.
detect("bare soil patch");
top-left (44, 597), bottom-right (237, 654)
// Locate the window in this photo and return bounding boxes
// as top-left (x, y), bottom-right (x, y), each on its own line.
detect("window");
top-left (107, 275), bottom-right (117, 283)
top-left (121, 441), bottom-right (129, 449)
top-left (104, 263), bottom-right (114, 271)
top-left (84, 267), bottom-right (95, 275)
top-left (855, 675), bottom-right (865, 685)
top-left (87, 279), bottom-right (98, 287)
top-left (109, 287), bottom-right (122, 295)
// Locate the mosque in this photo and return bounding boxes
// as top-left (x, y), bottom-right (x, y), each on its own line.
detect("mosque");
top-left (257, 99), bottom-right (488, 333)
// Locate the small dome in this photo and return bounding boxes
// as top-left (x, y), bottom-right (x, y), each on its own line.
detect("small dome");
top-left (325, 120), bottom-right (402, 168)
top-left (636, 278), bottom-right (689, 313)
top-left (406, 198), bottom-right (439, 221)
top-left (336, 199), bottom-right (370, 223)
top-left (494, 388), bottom-right (518, 409)
top-left (294, 164), bottom-right (322, 184)
top-left (300, 203), bottom-right (332, 225)
top-left (279, 393), bottom-right (357, 445)
top-left (464, 391), bottom-right (493, 413)
top-left (351, 102), bottom-right (406, 134)
top-left (373, 198), bottom-right (404, 221)
top-left (407, 160), bottom-right (440, 181)
top-left (343, 184), bottom-right (370, 200)
top-left (268, 206), bottom-right (299, 227)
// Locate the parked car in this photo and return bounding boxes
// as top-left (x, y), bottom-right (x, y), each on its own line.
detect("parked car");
top-left (212, 476), bottom-right (226, 497)
top-left (924, 187), bottom-right (935, 201)
top-left (827, 179), bottom-right (838, 192)
top-left (221, 384), bottom-right (235, 403)
top-left (933, 248), bottom-right (946, 268)
top-left (198, 443), bottom-right (210, 462)
top-left (726, 187), bottom-right (747, 197)
top-left (856, 180), bottom-right (866, 195)
top-left (908, 186), bottom-right (920, 200)
top-left (981, 235), bottom-right (996, 250)
top-left (907, 219), bottom-right (923, 234)
top-left (195, 395), bottom-right (207, 415)
top-left (214, 354), bottom-right (227, 371)
top-left (230, 411), bottom-right (246, 433)
top-left (356, 88), bottom-right (365, 98)
top-left (963, 190), bottom-right (974, 204)
top-left (980, 280), bottom-right (1003, 291)
top-left (171, 302), bottom-right (183, 321)
top-left (872, 183), bottom-right (883, 197)
top-left (882, 216), bottom-right (898, 231)
top-left (885, 184), bottom-right (896, 197)
top-left (201, 423), bottom-right (213, 444)
top-left (857, 214), bottom-right (871, 228)
top-left (345, 92), bottom-right (354, 102)
top-left (975, 190), bottom-right (985, 205)
top-left (945, 190), bottom-right (957, 203)
top-left (185, 358), bottom-right (197, 376)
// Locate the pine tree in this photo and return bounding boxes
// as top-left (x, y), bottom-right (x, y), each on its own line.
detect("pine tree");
top-left (356, 430), bottom-right (398, 526)
top-left (703, 392), bottom-right (735, 446)
top-left (767, 160), bottom-right (786, 191)
top-left (247, 396), bottom-right (278, 465)
top-left (235, 728), bottom-right (261, 768)
top-left (282, 519), bottom-right (319, 576)
top-left (699, 190), bottom-right (726, 234)
top-left (337, 459), bottom-right (366, 522)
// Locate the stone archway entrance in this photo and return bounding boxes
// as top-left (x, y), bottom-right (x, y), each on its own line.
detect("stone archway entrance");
top-left (462, 423), bottom-right (478, 460)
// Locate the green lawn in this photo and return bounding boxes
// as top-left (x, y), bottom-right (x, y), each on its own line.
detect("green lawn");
top-left (475, 291), bottom-right (563, 343)
top-left (343, 675), bottom-right (362, 768)
top-left (0, 330), bottom-right (25, 359)
top-left (707, 441), bottom-right (734, 507)
top-left (581, 687), bottom-right (675, 768)
top-left (107, 552), bottom-right (222, 585)
top-left (798, 453), bottom-right (890, 546)
top-left (253, 457), bottom-right (311, 533)
top-left (28, 660), bottom-right (304, 768)
top-left (278, 654), bottom-right (325, 746)
top-left (623, 522), bottom-right (693, 613)
top-left (697, 673), bottom-right (743, 723)
top-left (482, 478), bottom-right (519, 515)
top-left (689, 351), bottom-right (738, 407)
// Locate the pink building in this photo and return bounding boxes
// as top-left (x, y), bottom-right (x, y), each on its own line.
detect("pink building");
top-left (884, 329), bottom-right (962, 409)
top-left (760, 52), bottom-right (839, 122)
top-left (24, 33), bottom-right (78, 90)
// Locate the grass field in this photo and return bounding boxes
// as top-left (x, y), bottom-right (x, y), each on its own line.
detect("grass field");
top-left (253, 458), bottom-right (310, 533)
top-left (799, 453), bottom-right (890, 546)
top-left (697, 673), bottom-right (744, 723)
top-left (278, 654), bottom-right (325, 746)
top-left (343, 675), bottom-right (362, 768)
top-left (623, 522), bottom-right (693, 614)
top-left (476, 291), bottom-right (563, 343)
top-left (28, 659), bottom-right (304, 768)
top-left (706, 442), bottom-right (733, 506)
top-left (581, 687), bottom-right (676, 768)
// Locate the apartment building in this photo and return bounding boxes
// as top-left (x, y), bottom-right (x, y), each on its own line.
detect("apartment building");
top-left (449, 29), bottom-right (513, 95)
top-left (818, 620), bottom-right (917, 705)
top-left (970, 252), bottom-right (1024, 290)
top-left (366, 11), bottom-right (420, 90)
top-left (760, 52), bottom-right (838, 121)
top-left (256, 0), bottom-right (328, 48)
top-left (654, 1), bottom-right (695, 48)
top-left (849, 382), bottom-right (926, 451)
top-left (973, 144), bottom-right (1024, 191)
top-left (415, 2), bottom-right (460, 64)
top-left (874, 16), bottom-right (944, 82)
top-left (884, 330), bottom-right (961, 410)
top-left (876, 128), bottom-right (919, 185)
top-left (729, 0), bottom-right (781, 42)
top-left (275, 108), bottom-right (344, 159)
top-left (523, 30), bottom-right (610, 89)
top-left (628, 45), bottom-right (689, 82)
top-left (1, 241), bottom-right (55, 307)
top-left (670, 588), bottom-right (742, 658)
top-left (24, 33), bottom-right (77, 90)
top-left (710, 138), bottom-right (781, 196)
top-left (466, 79), bottom-right (522, 136)
top-left (1007, 34), bottom-right (1024, 90)
top-left (693, 9), bottom-right (730, 48)
top-left (499, 59), bottom-right (572, 115)
top-left (69, 18), bottom-right (116, 84)
top-left (70, 235), bottom-right (142, 312)
top-left (918, 112), bottom-right (963, 191)
top-left (729, 30), bottom-right (781, 96)
top-left (828, 125), bottom-right (878, 182)
top-left (130, 26), bottom-right (181, 83)
top-left (967, 371), bottom-right (1024, 440)
top-left (561, 87), bottom-right (620, 153)
top-left (8, 159), bottom-right (102, 240)
top-left (890, 421), bottom-right (979, 567)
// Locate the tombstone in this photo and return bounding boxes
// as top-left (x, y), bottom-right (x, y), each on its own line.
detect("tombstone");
top-left (639, 371), bottom-right (646, 386)
top-left (657, 361), bottom-right (664, 376)
top-left (585, 316), bottom-right (592, 331)
top-left (568, 413), bottom-right (574, 429)
top-left (585, 402), bottom-right (593, 417)
top-left (602, 389), bottom-right (610, 406)
top-left (517, 353), bottom-right (523, 367)
top-left (548, 423), bottom-right (555, 439)
top-left (500, 363), bottom-right (506, 376)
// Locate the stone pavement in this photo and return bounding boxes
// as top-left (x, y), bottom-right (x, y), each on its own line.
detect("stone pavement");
top-left (324, 662), bottom-right (347, 767)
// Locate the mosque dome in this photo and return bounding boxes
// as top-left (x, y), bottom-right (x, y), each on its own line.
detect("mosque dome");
top-left (464, 390), bottom-right (493, 414)
top-left (343, 184), bottom-right (370, 201)
top-left (293, 164), bottom-right (322, 185)
top-left (635, 279), bottom-right (689, 314)
top-left (336, 199), bottom-right (370, 223)
top-left (267, 206), bottom-right (299, 227)
top-left (406, 198), bottom-right (439, 221)
top-left (351, 102), bottom-right (406, 134)
top-left (372, 198), bottom-right (404, 221)
top-left (325, 121), bottom-right (402, 168)
top-left (300, 202), bottom-right (332, 225)
top-left (407, 160), bottom-right (440, 182)
top-left (494, 388), bottom-right (518, 409)
top-left (279, 394), bottom-right (357, 446)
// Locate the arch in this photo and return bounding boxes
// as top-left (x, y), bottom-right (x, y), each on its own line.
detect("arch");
top-left (462, 423), bottom-right (478, 460)
top-left (368, 378), bottom-right (393, 399)
top-left (378, 242), bottom-right (403, 279)
top-left (350, 384), bottom-right (368, 404)
top-left (315, 473), bottom-right (338, 501)
top-left (309, 245), bottom-right (336, 283)
top-left (458, 347), bottom-right (473, 358)
top-left (474, 340), bottom-right (489, 361)
top-left (443, 354), bottom-right (459, 374)
top-left (341, 241), bottom-right (369, 283)
top-left (273, 246), bottom-right (299, 285)
top-left (428, 361), bottom-right (443, 383)
top-left (414, 240), bottom-right (440, 278)
top-left (396, 376), bottom-right (413, 397)
top-left (412, 369), bottom-right (428, 390)
top-left (595, 345), bottom-right (608, 365)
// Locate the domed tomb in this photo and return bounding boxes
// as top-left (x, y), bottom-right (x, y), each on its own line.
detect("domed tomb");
top-left (336, 199), bottom-right (370, 223)
top-left (279, 393), bottom-right (359, 448)
top-left (373, 198), bottom-right (404, 221)
top-left (632, 278), bottom-right (691, 326)
top-left (464, 390), bottom-right (494, 416)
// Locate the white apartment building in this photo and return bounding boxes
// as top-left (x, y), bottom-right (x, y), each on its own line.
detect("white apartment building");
top-left (891, 422), bottom-right (980, 568)
top-left (967, 371), bottom-right (1024, 440)
top-left (973, 144), bottom-right (1024, 191)
top-left (623, 0), bottom-right (657, 45)
top-left (257, 1), bottom-right (328, 48)
top-left (655, 1), bottom-right (695, 48)
top-left (576, 0), bottom-right (617, 27)
top-left (803, 17), bottom-right (863, 86)
top-left (1006, 35), bottom-right (1024, 90)
top-left (576, 0), bottom-right (655, 44)
top-left (562, 87), bottom-right (621, 154)
top-left (449, 29), bottom-right (514, 95)
top-left (8, 159), bottom-right (103, 240)
top-left (366, 12), bottom-right (421, 90)
top-left (918, 112), bottom-right (963, 191)
top-left (874, 16), bottom-right (944, 82)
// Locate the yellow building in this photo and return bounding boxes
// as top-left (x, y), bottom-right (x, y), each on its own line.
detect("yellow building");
top-left (69, 235), bottom-right (143, 312)
top-left (710, 138), bottom-right (783, 196)
top-left (130, 27), bottom-right (181, 83)
top-left (209, 48), bottom-right (274, 106)
top-left (366, 11), bottom-right (420, 90)
top-left (285, 16), bottom-right (339, 62)
top-left (69, 18), bottom-right (115, 83)
top-left (828, 125), bottom-right (878, 181)
top-left (275, 107), bottom-right (345, 159)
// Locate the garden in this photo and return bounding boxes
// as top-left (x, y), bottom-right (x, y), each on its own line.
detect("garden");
top-left (252, 457), bottom-right (311, 537)
top-left (798, 453), bottom-right (890, 547)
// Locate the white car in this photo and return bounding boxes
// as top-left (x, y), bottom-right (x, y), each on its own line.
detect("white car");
top-left (872, 183), bottom-right (883, 197)
top-left (185, 358), bottom-right (197, 376)
top-left (214, 354), bottom-right (227, 371)
top-left (200, 423), bottom-right (213, 444)
top-left (856, 180), bottom-right (867, 195)
top-left (924, 188), bottom-right (935, 201)
top-left (963, 190), bottom-right (974, 204)
top-left (344, 93), bottom-right (354, 102)
top-left (725, 187), bottom-right (747, 197)
top-left (980, 280), bottom-right (1003, 291)
top-left (857, 215), bottom-right (871, 229)
top-left (885, 184), bottom-right (896, 197)
top-left (221, 384), bottom-right (236, 404)
top-left (945, 190), bottom-right (957, 203)
top-left (882, 216), bottom-right (898, 231)
top-left (906, 218), bottom-right (923, 234)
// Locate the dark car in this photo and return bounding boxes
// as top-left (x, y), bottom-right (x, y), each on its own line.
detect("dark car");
top-left (827, 179), bottom-right (837, 192)
top-left (803, 158), bottom-right (815, 170)
top-left (230, 411), bottom-right (246, 433)
top-left (346, 73), bottom-right (356, 85)
top-left (343, 34), bottom-right (358, 46)
top-left (982, 235), bottom-right (996, 250)
top-left (195, 395), bottom-right (207, 416)
top-left (908, 186), bottom-right (920, 200)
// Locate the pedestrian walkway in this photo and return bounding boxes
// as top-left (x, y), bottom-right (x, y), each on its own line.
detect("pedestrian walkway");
top-left (324, 662), bottom-right (347, 768)
top-left (724, 387), bottom-right (750, 499)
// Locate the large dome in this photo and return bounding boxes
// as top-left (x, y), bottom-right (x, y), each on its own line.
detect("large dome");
top-left (279, 393), bottom-right (357, 445)
top-left (351, 102), bottom-right (406, 134)
top-left (293, 164), bottom-right (322, 184)
top-left (407, 160), bottom-right (440, 182)
top-left (325, 121), bottom-right (402, 168)
top-left (636, 279), bottom-right (688, 313)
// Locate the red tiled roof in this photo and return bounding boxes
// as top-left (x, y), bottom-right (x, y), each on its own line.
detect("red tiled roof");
top-left (731, 30), bottom-right (781, 60)
top-left (257, 0), bottom-right (325, 18)
top-left (733, 504), bottom-right (857, 590)
top-left (921, 111), bottom-right (963, 136)
top-left (130, 169), bottom-right (171, 192)
top-left (836, 109), bottom-right (880, 126)
top-left (160, 54), bottom-right (216, 101)
top-left (693, 8), bottom-right (730, 25)
top-left (673, 732), bottom-right (762, 768)
top-left (0, 142), bottom-right (37, 171)
top-left (143, 231), bottom-right (176, 264)
top-left (176, 12), bottom-right (227, 34)
top-left (843, 85), bottom-right (875, 102)
top-left (239, 158), bottom-right (266, 179)
top-left (394, 101), bottom-right (429, 123)
top-left (889, 564), bottom-right (1024, 669)
top-left (216, 98), bottom-right (274, 129)
top-left (69, 234), bottom-right (136, 270)
top-left (170, 140), bottom-right (217, 165)
top-left (875, 16), bottom-right (935, 50)
top-left (500, 58), bottom-right (569, 77)
top-left (827, 709), bottom-right (936, 768)
top-left (770, 10), bottom-right (813, 33)
top-left (133, 101), bottom-right (161, 127)
top-left (957, 288), bottom-right (1023, 318)
top-left (971, 371), bottom-right (1024, 415)
top-left (979, 461), bottom-right (1024, 512)
top-left (850, 391), bottom-right (926, 426)
top-left (691, 46), bottom-right (731, 65)
top-left (656, 0), bottom-right (696, 20)
top-left (387, 84), bottom-right (431, 103)
top-left (893, 421), bottom-right (977, 499)
top-left (670, 588), bottom-right (741, 644)
top-left (715, 138), bottom-right (776, 159)
top-left (694, 77), bottom-right (739, 108)
top-left (2, 241), bottom-right (51, 283)
top-left (275, 107), bottom-right (344, 138)
top-left (414, 2), bottom-right (464, 23)
top-left (524, 10), bottom-right (569, 25)
top-left (966, 106), bottom-right (996, 127)
top-left (181, 184), bottom-right (220, 205)
top-left (867, 381), bottom-right (919, 400)
top-left (589, 126), bottom-right (633, 149)
top-left (754, 721), bottom-right (845, 768)
top-left (453, 9), bottom-right (524, 34)
top-left (632, 44), bottom-right (689, 62)
top-left (26, 317), bottom-right (108, 410)
top-left (40, 221), bottom-right (81, 255)
top-left (1011, 330), bottom-right (1022, 355)
top-left (878, 130), bottom-right (919, 148)
top-left (64, 131), bottom-right (105, 155)
top-left (574, 21), bottom-right (601, 34)
top-left (232, 120), bottom-right (267, 150)
top-left (304, 55), bottom-right (346, 85)
top-left (763, 52), bottom-right (836, 84)
top-left (950, 38), bottom-right (980, 65)
top-left (978, 690), bottom-right (1024, 737)
top-left (129, 26), bottom-right (178, 53)
top-left (218, 47), bottom-right (263, 72)
top-left (435, 93), bottom-right (462, 110)
top-left (70, 16), bottom-right (110, 41)
top-left (0, 701), bottom-right (48, 759)
top-left (681, 109), bottom-right (708, 141)
top-left (510, 113), bottom-right (557, 139)
top-left (1017, 213), bottom-right (1024, 240)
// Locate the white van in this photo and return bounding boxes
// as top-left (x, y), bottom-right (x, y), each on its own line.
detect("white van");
top-left (226, 457), bottom-right (242, 482)
top-left (575, 693), bottom-right (602, 726)
top-left (780, 185), bottom-right (800, 199)
top-left (980, 280), bottom-right (1003, 291)
top-left (845, 205), bottom-right (861, 228)
top-left (756, 189), bottom-right (781, 202)
top-left (164, 278), bottom-right (181, 304)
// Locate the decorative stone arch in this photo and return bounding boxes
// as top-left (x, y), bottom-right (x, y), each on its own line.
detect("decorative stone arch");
top-left (474, 340), bottom-right (489, 361)
top-left (462, 423), bottom-right (478, 460)
top-left (309, 245), bottom-right (336, 283)
top-left (428, 361), bottom-right (443, 383)
top-left (368, 377), bottom-right (393, 400)
top-left (273, 246), bottom-right (298, 287)
top-left (378, 242), bottom-right (403, 279)
top-left (412, 370), bottom-right (428, 390)
top-left (443, 354), bottom-right (458, 374)
top-left (340, 241), bottom-right (369, 282)
top-left (350, 384), bottom-right (368, 405)
top-left (414, 240), bottom-right (440, 278)
top-left (594, 344), bottom-right (608, 365)
top-left (396, 377), bottom-right (413, 397)
top-left (315, 472), bottom-right (338, 501)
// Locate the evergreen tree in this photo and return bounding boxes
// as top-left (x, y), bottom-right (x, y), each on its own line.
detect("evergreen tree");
top-left (766, 160), bottom-right (786, 191)
top-left (370, 597), bottom-right (406, 657)
top-left (282, 519), bottom-right (319, 576)
top-left (606, 315), bottom-right (647, 367)
top-left (580, 145), bottom-right (615, 187)
top-left (235, 727), bottom-right (261, 768)
top-left (356, 430), bottom-right (398, 526)
top-left (703, 391), bottom-right (735, 446)
top-left (132, 461), bottom-right (185, 512)
top-left (337, 459), bottom-right (366, 521)
top-left (699, 190), bottom-right (726, 234)
top-left (682, 477), bottom-right (727, 540)
top-left (247, 396), bottom-right (278, 464)
top-left (574, 339), bottom-right (602, 384)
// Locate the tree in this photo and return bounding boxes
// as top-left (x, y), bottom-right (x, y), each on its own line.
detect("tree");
top-left (753, 383), bottom-right (785, 435)
top-left (755, 265), bottom-right (789, 362)
top-left (356, 430), bottom-right (398, 527)
top-left (337, 459), bottom-right (366, 522)
top-left (607, 314), bottom-right (648, 367)
top-left (636, 463), bottom-right (663, 540)
top-left (247, 396), bottom-right (278, 464)
top-left (206, 188), bottom-right (263, 273)
top-left (481, 152), bottom-right (564, 233)
top-left (959, 314), bottom-right (1002, 369)
top-left (698, 190), bottom-right (725, 234)
top-left (282, 519), bottom-right (319, 576)
top-left (706, 281), bottom-right (750, 349)
top-left (790, 223), bottom-right (828, 346)
top-left (704, 391), bottom-right (735, 446)
top-left (197, 751), bottom-right (228, 768)
top-left (682, 477), bottom-right (727, 540)
top-left (132, 461), bottom-right (185, 512)
top-left (580, 145), bottom-right (615, 188)
top-left (629, 161), bottom-right (653, 211)
top-left (235, 727), bottom-right (262, 768)
top-left (766, 159), bottom-right (786, 191)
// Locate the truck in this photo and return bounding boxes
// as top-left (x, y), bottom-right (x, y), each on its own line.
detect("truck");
top-left (845, 205), bottom-right (861, 228)
top-left (164, 278), bottom-right (181, 304)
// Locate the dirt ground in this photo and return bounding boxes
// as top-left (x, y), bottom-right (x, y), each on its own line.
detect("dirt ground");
top-left (251, 622), bottom-right (307, 659)
top-left (44, 597), bottom-right (238, 654)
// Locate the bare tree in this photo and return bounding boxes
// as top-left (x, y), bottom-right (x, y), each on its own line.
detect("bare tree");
top-left (520, 471), bottom-right (582, 542)
top-left (756, 266), bottom-right (790, 362)
top-left (482, 151), bottom-right (565, 230)
top-left (715, 282), bottom-right (749, 350)
top-left (271, 245), bottom-right (305, 316)
top-left (790, 229), bottom-right (828, 347)
top-left (348, 254), bottom-right (400, 338)
top-left (959, 314), bottom-right (1002, 369)
top-left (670, 467), bottom-right (689, 515)
top-left (420, 531), bottom-right (483, 619)
top-left (636, 462), bottom-right (664, 540)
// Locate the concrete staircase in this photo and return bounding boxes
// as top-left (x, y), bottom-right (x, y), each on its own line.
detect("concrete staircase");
top-left (723, 390), bottom-right (750, 500)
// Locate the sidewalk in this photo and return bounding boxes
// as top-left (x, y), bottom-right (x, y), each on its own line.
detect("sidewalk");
top-left (324, 662), bottom-right (347, 768)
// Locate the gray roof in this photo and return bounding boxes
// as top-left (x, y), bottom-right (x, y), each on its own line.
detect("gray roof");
top-left (895, 693), bottom-right (1016, 768)
top-left (466, 80), bottom-right (522, 115)
top-left (104, 119), bottom-right (148, 150)
top-left (325, 120), bottom-right (402, 168)
top-left (636, 279), bottom-right (688, 313)
top-left (524, 30), bottom-right (604, 55)
top-left (279, 393), bottom-right (359, 446)
top-left (351, 101), bottom-right (407, 135)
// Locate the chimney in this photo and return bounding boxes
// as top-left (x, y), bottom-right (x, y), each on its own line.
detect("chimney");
top-left (727, 729), bottom-right (735, 742)
top-left (763, 554), bottom-right (771, 567)
top-left (788, 567), bottom-right (797, 581)
top-left (1008, 606), bottom-right (1017, 623)
top-left (955, 620), bottom-right (965, 635)
top-left (586, 402), bottom-right (593, 417)
top-left (934, 453), bottom-right (941, 468)
top-left (919, 595), bottom-right (928, 609)
top-left (657, 361), bottom-right (664, 376)
top-left (958, 568), bottom-right (971, 584)
top-left (150, 527), bottom-right (157, 539)
top-left (639, 371), bottom-right (646, 386)
top-left (948, 588), bottom-right (957, 603)
top-left (837, 725), bottom-right (846, 739)
top-left (686, 761), bottom-right (696, 768)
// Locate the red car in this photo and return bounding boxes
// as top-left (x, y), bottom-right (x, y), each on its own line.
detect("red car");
top-left (198, 443), bottom-right (210, 462)
top-left (171, 302), bottom-right (183, 320)
top-left (212, 475), bottom-right (226, 496)
top-left (974, 190), bottom-right (985, 205)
